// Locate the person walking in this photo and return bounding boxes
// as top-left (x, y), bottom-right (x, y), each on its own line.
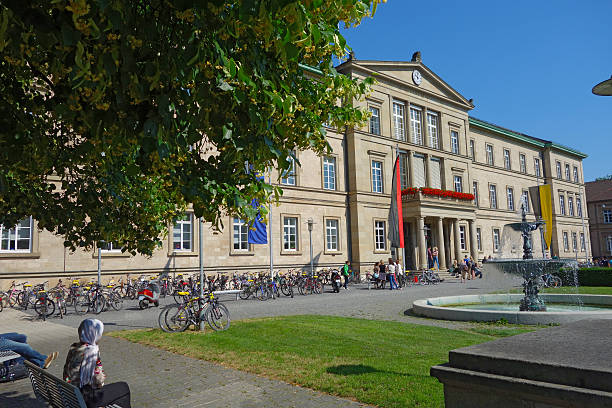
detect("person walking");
top-left (427, 247), bottom-right (433, 269)
top-left (432, 247), bottom-right (440, 270)
top-left (387, 258), bottom-right (398, 290)
top-left (394, 259), bottom-right (404, 289)
top-left (342, 261), bottom-right (350, 290)
top-left (0, 332), bottom-right (58, 369)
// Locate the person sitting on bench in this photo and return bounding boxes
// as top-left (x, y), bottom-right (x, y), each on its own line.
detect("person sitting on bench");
top-left (0, 332), bottom-right (58, 369)
top-left (63, 319), bottom-right (131, 408)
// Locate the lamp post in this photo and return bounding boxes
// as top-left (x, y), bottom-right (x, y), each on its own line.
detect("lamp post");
top-left (97, 241), bottom-right (103, 286)
top-left (307, 218), bottom-right (314, 275)
top-left (199, 216), bottom-right (204, 331)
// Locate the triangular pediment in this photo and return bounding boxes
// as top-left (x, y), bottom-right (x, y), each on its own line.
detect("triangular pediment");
top-left (342, 60), bottom-right (473, 110)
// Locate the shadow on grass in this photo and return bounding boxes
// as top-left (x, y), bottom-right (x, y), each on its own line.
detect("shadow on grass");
top-left (326, 364), bottom-right (412, 377)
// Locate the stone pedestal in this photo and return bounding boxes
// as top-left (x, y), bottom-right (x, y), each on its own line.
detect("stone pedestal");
top-left (431, 319), bottom-right (612, 407)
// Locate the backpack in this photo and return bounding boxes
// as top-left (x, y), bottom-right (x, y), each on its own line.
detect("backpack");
top-left (0, 358), bottom-right (27, 382)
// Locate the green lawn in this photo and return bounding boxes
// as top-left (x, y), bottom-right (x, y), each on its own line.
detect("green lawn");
top-left (541, 286), bottom-right (612, 295)
top-left (112, 315), bottom-right (537, 408)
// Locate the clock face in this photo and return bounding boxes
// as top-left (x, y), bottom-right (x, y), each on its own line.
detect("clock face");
top-left (412, 70), bottom-right (422, 85)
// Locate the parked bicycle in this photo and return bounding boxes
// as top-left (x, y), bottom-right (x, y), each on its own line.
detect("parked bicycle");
top-left (541, 273), bottom-right (562, 288)
top-left (158, 291), bottom-right (230, 332)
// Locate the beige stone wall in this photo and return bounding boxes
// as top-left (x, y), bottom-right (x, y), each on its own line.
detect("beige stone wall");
top-left (0, 59), bottom-right (592, 287)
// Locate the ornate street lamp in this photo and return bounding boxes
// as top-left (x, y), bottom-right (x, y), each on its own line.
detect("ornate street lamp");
top-left (307, 218), bottom-right (315, 275)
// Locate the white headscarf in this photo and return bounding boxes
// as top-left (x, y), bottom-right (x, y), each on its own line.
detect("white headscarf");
top-left (78, 319), bottom-right (104, 387)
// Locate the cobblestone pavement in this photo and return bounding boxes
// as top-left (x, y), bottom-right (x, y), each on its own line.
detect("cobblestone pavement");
top-left (0, 277), bottom-right (519, 407)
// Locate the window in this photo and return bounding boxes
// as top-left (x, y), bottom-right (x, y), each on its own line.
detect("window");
top-left (519, 154), bottom-right (526, 173)
top-left (608, 236), bottom-right (612, 255)
top-left (371, 160), bottom-right (383, 193)
top-left (459, 226), bottom-right (466, 250)
top-left (476, 227), bottom-right (482, 251)
top-left (493, 229), bottom-right (500, 252)
top-left (323, 156), bottom-right (336, 190)
top-left (283, 217), bottom-right (298, 251)
top-left (392, 101), bottom-right (405, 141)
top-left (454, 175), bottom-right (463, 193)
top-left (486, 144), bottom-right (494, 165)
top-left (521, 191), bottom-right (530, 213)
top-left (410, 106), bottom-right (423, 145)
top-left (451, 130), bottom-right (459, 154)
top-left (369, 106), bottom-right (380, 135)
top-left (473, 181), bottom-right (479, 207)
top-left (556, 161), bottom-right (562, 179)
top-left (413, 154), bottom-right (425, 188)
top-left (233, 218), bottom-right (249, 251)
top-left (568, 197), bottom-right (574, 216)
top-left (281, 152), bottom-right (296, 185)
top-left (559, 194), bottom-right (566, 215)
top-left (507, 187), bottom-right (515, 211)
top-left (534, 158), bottom-right (541, 178)
top-left (430, 157), bottom-right (442, 189)
top-left (0, 217), bottom-right (32, 252)
top-left (572, 232), bottom-right (577, 251)
top-left (604, 209), bottom-right (612, 224)
top-left (427, 111), bottom-right (439, 148)
top-left (173, 214), bottom-right (193, 251)
top-left (374, 220), bottom-right (386, 251)
top-left (580, 233), bottom-right (585, 251)
top-left (489, 185), bottom-right (497, 209)
top-left (573, 166), bottom-right (579, 183)
top-left (565, 164), bottom-right (571, 181)
top-left (503, 149), bottom-right (511, 170)
top-left (563, 232), bottom-right (569, 251)
top-left (325, 219), bottom-right (339, 251)
top-left (577, 198), bottom-right (583, 217)
top-left (101, 241), bottom-right (121, 252)
top-left (399, 153), bottom-right (409, 190)
top-left (469, 139), bottom-right (475, 160)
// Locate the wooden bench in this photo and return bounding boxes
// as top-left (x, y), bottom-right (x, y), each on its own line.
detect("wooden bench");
top-left (24, 360), bottom-right (122, 408)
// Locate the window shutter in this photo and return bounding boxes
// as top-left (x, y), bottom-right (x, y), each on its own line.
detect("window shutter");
top-left (414, 155), bottom-right (425, 188)
top-left (430, 158), bottom-right (441, 189)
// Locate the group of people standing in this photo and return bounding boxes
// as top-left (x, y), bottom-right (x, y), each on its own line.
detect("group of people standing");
top-left (372, 258), bottom-right (404, 290)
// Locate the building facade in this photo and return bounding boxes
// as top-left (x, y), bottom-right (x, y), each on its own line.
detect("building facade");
top-left (585, 179), bottom-right (612, 259)
top-left (0, 55), bottom-right (591, 286)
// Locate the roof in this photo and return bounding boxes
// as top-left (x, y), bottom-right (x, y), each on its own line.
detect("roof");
top-left (585, 179), bottom-right (612, 202)
top-left (469, 117), bottom-right (588, 159)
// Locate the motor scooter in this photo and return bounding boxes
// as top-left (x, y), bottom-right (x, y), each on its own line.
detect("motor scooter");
top-left (331, 270), bottom-right (342, 293)
top-left (138, 281), bottom-right (160, 309)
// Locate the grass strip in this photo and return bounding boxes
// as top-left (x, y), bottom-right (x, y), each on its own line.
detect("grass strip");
top-left (111, 315), bottom-right (537, 408)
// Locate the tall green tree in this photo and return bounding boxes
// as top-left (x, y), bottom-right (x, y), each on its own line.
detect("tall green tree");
top-left (0, 0), bottom-right (380, 255)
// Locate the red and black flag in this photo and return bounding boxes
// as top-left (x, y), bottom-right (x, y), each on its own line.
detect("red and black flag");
top-left (388, 155), bottom-right (404, 249)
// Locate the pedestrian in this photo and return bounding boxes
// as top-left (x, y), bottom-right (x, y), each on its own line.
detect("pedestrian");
top-left (432, 247), bottom-right (440, 270)
top-left (63, 319), bottom-right (131, 408)
top-left (394, 259), bottom-right (403, 289)
top-left (469, 256), bottom-right (476, 280)
top-left (387, 258), bottom-right (398, 290)
top-left (342, 261), bottom-right (350, 290)
top-left (0, 332), bottom-right (58, 369)
top-left (460, 256), bottom-right (470, 283)
top-left (427, 247), bottom-right (433, 269)
top-left (450, 260), bottom-right (460, 277)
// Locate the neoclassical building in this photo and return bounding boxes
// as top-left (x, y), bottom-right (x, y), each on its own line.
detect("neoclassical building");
top-left (0, 55), bottom-right (591, 284)
top-left (585, 179), bottom-right (612, 258)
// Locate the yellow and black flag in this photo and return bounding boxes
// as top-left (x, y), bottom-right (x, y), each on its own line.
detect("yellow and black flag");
top-left (528, 184), bottom-right (553, 249)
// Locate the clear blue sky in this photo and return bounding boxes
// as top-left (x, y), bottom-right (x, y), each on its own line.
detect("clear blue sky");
top-left (341, 0), bottom-right (611, 181)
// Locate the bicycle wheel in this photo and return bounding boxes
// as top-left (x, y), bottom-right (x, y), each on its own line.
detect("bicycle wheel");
top-left (93, 295), bottom-right (105, 314)
top-left (8, 293), bottom-right (19, 308)
top-left (419, 275), bottom-right (428, 285)
top-left (314, 281), bottom-right (322, 294)
top-left (551, 276), bottom-right (562, 287)
top-left (255, 286), bottom-right (268, 301)
top-left (0, 292), bottom-right (7, 308)
top-left (58, 300), bottom-right (67, 318)
top-left (34, 298), bottom-right (55, 319)
top-left (17, 292), bottom-right (27, 309)
top-left (109, 293), bottom-right (124, 311)
top-left (75, 295), bottom-right (90, 315)
top-left (238, 287), bottom-right (251, 300)
top-left (159, 304), bottom-right (188, 332)
top-left (205, 303), bottom-right (230, 331)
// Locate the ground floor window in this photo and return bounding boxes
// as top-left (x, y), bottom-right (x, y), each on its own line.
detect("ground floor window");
top-left (283, 217), bottom-right (298, 251)
top-left (563, 232), bottom-right (569, 251)
top-left (0, 217), bottom-right (32, 252)
top-left (607, 236), bottom-right (612, 255)
top-left (459, 226), bottom-right (466, 250)
top-left (101, 241), bottom-right (122, 252)
top-left (476, 228), bottom-right (482, 251)
top-left (580, 233), bottom-right (585, 251)
top-left (375, 221), bottom-right (386, 251)
top-left (572, 232), bottom-right (577, 252)
top-left (325, 219), bottom-right (339, 251)
top-left (173, 214), bottom-right (193, 251)
top-left (233, 218), bottom-right (249, 251)
top-left (493, 229), bottom-right (500, 252)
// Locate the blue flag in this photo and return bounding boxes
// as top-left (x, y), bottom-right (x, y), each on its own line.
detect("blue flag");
top-left (248, 198), bottom-right (268, 244)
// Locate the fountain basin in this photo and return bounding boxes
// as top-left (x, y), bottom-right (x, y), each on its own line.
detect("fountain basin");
top-left (413, 294), bottom-right (612, 325)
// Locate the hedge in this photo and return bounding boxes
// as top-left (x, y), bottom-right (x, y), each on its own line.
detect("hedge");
top-left (557, 267), bottom-right (612, 287)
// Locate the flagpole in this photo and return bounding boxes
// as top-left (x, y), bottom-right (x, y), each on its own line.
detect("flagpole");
top-left (396, 143), bottom-right (406, 273)
top-left (268, 169), bottom-right (274, 279)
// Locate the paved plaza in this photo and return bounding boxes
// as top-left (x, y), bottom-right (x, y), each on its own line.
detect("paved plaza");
top-left (0, 278), bottom-right (517, 407)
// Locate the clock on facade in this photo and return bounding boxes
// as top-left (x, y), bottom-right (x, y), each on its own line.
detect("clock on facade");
top-left (412, 69), bottom-right (422, 85)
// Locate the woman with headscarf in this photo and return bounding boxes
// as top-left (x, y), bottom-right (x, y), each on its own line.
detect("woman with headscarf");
top-left (63, 319), bottom-right (131, 408)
